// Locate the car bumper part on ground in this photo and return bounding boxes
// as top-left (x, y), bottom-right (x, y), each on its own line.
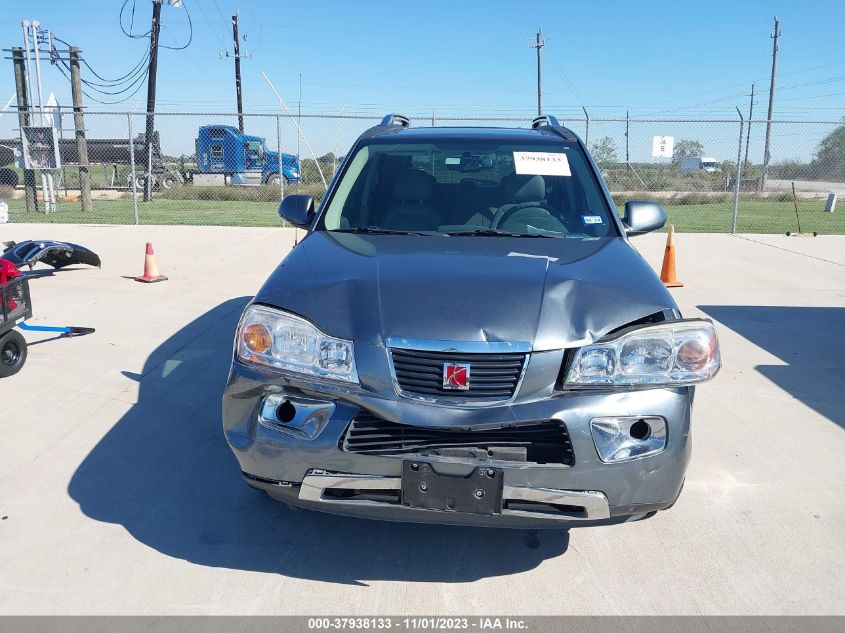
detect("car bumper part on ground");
top-left (223, 362), bottom-right (693, 528)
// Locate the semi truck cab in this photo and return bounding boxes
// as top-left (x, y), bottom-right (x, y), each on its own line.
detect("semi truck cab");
top-left (195, 125), bottom-right (301, 186)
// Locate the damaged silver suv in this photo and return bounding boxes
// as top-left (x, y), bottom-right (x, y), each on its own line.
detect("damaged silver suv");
top-left (222, 114), bottom-right (720, 528)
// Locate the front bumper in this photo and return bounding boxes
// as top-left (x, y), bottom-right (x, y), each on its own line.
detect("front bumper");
top-left (223, 362), bottom-right (693, 528)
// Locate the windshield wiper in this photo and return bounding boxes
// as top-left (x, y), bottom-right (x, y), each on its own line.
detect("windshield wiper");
top-left (331, 226), bottom-right (443, 236)
top-left (445, 228), bottom-right (561, 238)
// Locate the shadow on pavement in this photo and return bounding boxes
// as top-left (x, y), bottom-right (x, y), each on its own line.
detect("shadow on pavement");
top-left (68, 297), bottom-right (569, 585)
top-left (700, 305), bottom-right (845, 430)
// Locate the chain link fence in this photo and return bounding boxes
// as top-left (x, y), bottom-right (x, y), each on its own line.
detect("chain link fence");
top-left (1, 110), bottom-right (842, 233)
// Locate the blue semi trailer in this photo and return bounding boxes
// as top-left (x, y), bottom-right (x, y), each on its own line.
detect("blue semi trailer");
top-left (195, 125), bottom-right (300, 186)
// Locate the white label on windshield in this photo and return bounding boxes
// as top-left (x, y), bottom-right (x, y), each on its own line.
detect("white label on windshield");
top-left (582, 215), bottom-right (603, 225)
top-left (513, 151), bottom-right (571, 176)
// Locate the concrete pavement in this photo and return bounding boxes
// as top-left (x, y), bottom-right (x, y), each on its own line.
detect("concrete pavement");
top-left (0, 224), bottom-right (843, 615)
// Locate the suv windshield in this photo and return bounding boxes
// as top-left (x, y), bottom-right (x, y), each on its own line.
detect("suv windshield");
top-left (319, 139), bottom-right (616, 238)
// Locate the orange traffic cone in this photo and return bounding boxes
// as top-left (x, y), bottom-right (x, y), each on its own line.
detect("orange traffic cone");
top-left (659, 225), bottom-right (684, 288)
top-left (135, 242), bottom-right (167, 283)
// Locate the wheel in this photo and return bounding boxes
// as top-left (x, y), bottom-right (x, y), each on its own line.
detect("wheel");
top-left (160, 174), bottom-right (177, 189)
top-left (0, 330), bottom-right (27, 378)
top-left (266, 173), bottom-right (281, 187)
top-left (126, 174), bottom-right (146, 190)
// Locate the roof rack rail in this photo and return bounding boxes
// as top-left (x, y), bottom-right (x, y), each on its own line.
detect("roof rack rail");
top-left (531, 114), bottom-right (578, 141)
top-left (531, 114), bottom-right (561, 129)
top-left (381, 113), bottom-right (410, 127)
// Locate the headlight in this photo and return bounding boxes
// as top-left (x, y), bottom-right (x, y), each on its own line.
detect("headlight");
top-left (237, 304), bottom-right (358, 383)
top-left (565, 319), bottom-right (720, 388)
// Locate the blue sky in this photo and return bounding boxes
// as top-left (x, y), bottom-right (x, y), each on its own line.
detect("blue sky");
top-left (3, 0), bottom-right (843, 118)
top-left (1, 0), bottom-right (842, 163)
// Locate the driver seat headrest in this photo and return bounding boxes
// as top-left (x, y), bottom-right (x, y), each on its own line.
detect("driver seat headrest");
top-left (502, 174), bottom-right (546, 202)
top-left (392, 170), bottom-right (435, 201)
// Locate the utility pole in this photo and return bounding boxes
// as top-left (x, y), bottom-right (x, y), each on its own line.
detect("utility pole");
top-left (30, 21), bottom-right (56, 212)
top-left (143, 0), bottom-right (163, 202)
top-left (529, 29), bottom-right (544, 115)
top-left (232, 12), bottom-right (244, 132)
top-left (69, 46), bottom-right (92, 211)
top-left (12, 47), bottom-right (37, 212)
top-left (744, 83), bottom-right (754, 168)
top-left (761, 16), bottom-right (780, 191)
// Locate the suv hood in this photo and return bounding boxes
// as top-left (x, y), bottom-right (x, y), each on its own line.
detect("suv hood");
top-left (254, 232), bottom-right (675, 350)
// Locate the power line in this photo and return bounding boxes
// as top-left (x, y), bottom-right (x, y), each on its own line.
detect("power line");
top-left (158, 0), bottom-right (193, 50)
top-left (119, 0), bottom-right (151, 39)
top-left (52, 33), bottom-right (149, 86)
top-left (46, 30), bottom-right (151, 103)
top-left (194, 0), bottom-right (227, 49)
top-left (548, 56), bottom-right (585, 106)
top-left (53, 58), bottom-right (149, 104)
top-left (778, 90), bottom-right (845, 101)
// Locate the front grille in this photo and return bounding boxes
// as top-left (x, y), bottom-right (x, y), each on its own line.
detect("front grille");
top-left (390, 348), bottom-right (526, 400)
top-left (343, 411), bottom-right (574, 465)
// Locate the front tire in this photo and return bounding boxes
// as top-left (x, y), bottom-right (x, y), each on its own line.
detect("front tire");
top-left (0, 330), bottom-right (27, 378)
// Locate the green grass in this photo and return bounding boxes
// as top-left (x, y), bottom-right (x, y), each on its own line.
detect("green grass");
top-left (6, 197), bottom-right (284, 227)
top-left (638, 199), bottom-right (844, 234)
top-left (6, 195), bottom-right (843, 234)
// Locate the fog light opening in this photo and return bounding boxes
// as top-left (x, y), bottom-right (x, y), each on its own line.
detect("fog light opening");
top-left (629, 419), bottom-right (651, 441)
top-left (277, 400), bottom-right (297, 423)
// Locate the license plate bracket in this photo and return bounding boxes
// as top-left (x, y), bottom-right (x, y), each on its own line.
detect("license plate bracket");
top-left (401, 461), bottom-right (503, 515)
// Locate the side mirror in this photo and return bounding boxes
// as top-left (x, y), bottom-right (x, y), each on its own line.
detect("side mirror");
top-left (278, 195), bottom-right (315, 228)
top-left (623, 200), bottom-right (667, 236)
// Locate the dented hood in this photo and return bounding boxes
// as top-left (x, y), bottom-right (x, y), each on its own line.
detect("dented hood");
top-left (254, 231), bottom-right (676, 350)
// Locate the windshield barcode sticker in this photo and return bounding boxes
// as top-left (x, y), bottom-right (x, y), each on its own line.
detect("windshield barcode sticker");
top-left (513, 151), bottom-right (571, 176)
top-left (582, 215), bottom-right (604, 225)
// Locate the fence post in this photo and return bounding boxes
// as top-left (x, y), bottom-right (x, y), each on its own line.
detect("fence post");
top-left (582, 106), bottom-right (589, 145)
top-left (127, 113), bottom-right (139, 225)
top-left (276, 114), bottom-right (284, 202)
top-left (731, 107), bottom-right (745, 235)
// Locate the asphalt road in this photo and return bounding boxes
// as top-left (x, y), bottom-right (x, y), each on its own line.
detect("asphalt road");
top-left (766, 179), bottom-right (845, 196)
top-left (0, 225), bottom-right (843, 615)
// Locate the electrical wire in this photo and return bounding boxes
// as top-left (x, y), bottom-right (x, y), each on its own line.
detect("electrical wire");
top-left (49, 35), bottom-right (149, 95)
top-left (53, 58), bottom-right (148, 105)
top-left (159, 0), bottom-right (193, 50)
top-left (549, 57), bottom-right (585, 107)
top-left (194, 0), bottom-right (227, 49)
top-left (119, 0), bottom-right (151, 39)
top-left (50, 33), bottom-right (149, 90)
top-left (119, 0), bottom-right (193, 50)
top-left (48, 35), bottom-right (150, 100)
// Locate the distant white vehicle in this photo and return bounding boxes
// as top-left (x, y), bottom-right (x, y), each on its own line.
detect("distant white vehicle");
top-left (681, 156), bottom-right (720, 173)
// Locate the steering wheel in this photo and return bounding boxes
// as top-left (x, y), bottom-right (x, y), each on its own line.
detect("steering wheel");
top-left (490, 201), bottom-right (550, 229)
